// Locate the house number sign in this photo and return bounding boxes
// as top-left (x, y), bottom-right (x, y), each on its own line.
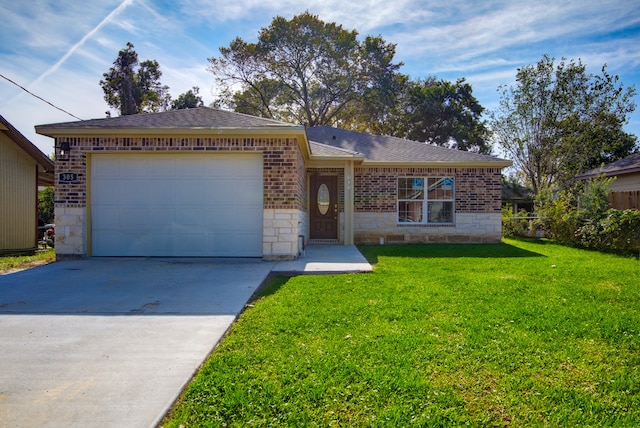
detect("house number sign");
top-left (59, 172), bottom-right (78, 183)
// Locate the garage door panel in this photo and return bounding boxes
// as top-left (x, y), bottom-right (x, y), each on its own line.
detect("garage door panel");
top-left (145, 208), bottom-right (175, 228)
top-left (175, 234), bottom-right (205, 254)
top-left (141, 180), bottom-right (175, 204)
top-left (179, 208), bottom-right (207, 228)
top-left (175, 181), bottom-right (204, 204)
top-left (207, 207), bottom-right (236, 228)
top-left (149, 158), bottom-right (176, 177)
top-left (120, 208), bottom-right (151, 228)
top-left (92, 181), bottom-right (122, 204)
top-left (94, 233), bottom-right (144, 256)
top-left (206, 232), bottom-right (260, 256)
top-left (91, 154), bottom-right (263, 257)
top-left (118, 158), bottom-right (148, 177)
top-left (230, 207), bottom-right (263, 226)
top-left (118, 181), bottom-right (150, 204)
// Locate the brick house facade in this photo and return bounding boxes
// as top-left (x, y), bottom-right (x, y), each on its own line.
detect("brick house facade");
top-left (36, 108), bottom-right (511, 260)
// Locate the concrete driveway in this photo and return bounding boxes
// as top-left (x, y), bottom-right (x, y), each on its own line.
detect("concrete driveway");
top-left (0, 258), bottom-right (275, 428)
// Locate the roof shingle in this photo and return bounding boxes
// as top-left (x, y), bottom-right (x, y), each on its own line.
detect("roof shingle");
top-left (576, 152), bottom-right (640, 180)
top-left (36, 107), bottom-right (297, 131)
top-left (306, 125), bottom-right (510, 165)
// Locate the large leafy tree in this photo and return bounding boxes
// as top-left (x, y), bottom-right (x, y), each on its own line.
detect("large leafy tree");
top-left (401, 78), bottom-right (491, 154)
top-left (171, 86), bottom-right (204, 110)
top-left (100, 42), bottom-right (171, 115)
top-left (208, 12), bottom-right (404, 128)
top-left (491, 55), bottom-right (637, 192)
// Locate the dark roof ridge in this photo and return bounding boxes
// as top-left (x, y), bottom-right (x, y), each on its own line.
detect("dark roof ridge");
top-left (36, 106), bottom-right (297, 130)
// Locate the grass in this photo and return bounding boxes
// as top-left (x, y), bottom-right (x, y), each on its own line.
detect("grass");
top-left (162, 239), bottom-right (640, 427)
top-left (0, 249), bottom-right (55, 274)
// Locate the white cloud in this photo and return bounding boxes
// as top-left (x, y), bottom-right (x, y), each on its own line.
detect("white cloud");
top-left (27, 0), bottom-right (134, 90)
top-left (1, 0), bottom-right (639, 145)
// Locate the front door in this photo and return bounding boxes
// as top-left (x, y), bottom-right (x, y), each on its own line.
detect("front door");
top-left (310, 175), bottom-right (338, 240)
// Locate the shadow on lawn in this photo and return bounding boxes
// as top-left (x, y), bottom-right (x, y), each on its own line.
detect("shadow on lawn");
top-left (249, 275), bottom-right (291, 303)
top-left (357, 241), bottom-right (545, 265)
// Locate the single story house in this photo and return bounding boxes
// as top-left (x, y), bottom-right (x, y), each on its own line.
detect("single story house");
top-left (576, 153), bottom-right (640, 210)
top-left (502, 181), bottom-right (535, 213)
top-left (35, 107), bottom-right (511, 260)
top-left (1, 115), bottom-right (55, 254)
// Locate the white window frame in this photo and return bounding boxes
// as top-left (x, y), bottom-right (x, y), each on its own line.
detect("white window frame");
top-left (397, 177), bottom-right (455, 224)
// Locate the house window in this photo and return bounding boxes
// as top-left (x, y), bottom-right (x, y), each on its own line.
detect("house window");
top-left (398, 177), bottom-right (455, 224)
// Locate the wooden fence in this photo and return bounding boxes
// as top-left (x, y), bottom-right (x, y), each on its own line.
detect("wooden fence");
top-left (608, 191), bottom-right (640, 210)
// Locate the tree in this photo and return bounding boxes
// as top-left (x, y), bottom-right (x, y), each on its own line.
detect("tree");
top-left (401, 78), bottom-right (491, 154)
top-left (171, 87), bottom-right (204, 110)
top-left (208, 12), bottom-right (404, 127)
top-left (38, 187), bottom-right (54, 224)
top-left (100, 42), bottom-right (171, 115)
top-left (490, 55), bottom-right (637, 192)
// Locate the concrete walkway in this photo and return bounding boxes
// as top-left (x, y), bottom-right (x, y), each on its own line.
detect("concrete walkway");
top-left (0, 246), bottom-right (371, 428)
top-left (273, 244), bottom-right (373, 274)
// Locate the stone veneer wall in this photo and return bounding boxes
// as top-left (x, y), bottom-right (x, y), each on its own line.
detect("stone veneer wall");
top-left (53, 135), bottom-right (305, 259)
top-left (262, 142), bottom-right (308, 259)
top-left (353, 166), bottom-right (503, 244)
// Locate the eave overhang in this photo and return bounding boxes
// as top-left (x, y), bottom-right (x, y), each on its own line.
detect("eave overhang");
top-left (359, 160), bottom-right (513, 169)
top-left (34, 125), bottom-right (305, 138)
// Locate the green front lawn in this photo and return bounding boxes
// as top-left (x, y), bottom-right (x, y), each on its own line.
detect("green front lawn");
top-left (163, 239), bottom-right (640, 426)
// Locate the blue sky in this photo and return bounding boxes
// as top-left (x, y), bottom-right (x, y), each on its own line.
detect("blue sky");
top-left (1, 0), bottom-right (640, 156)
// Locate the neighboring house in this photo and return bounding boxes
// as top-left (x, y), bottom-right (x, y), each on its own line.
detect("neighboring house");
top-left (502, 181), bottom-right (535, 213)
top-left (35, 107), bottom-right (511, 260)
top-left (1, 115), bottom-right (55, 254)
top-left (576, 153), bottom-right (640, 210)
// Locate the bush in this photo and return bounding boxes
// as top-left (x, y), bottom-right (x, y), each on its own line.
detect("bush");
top-left (534, 176), bottom-right (640, 257)
top-left (592, 209), bottom-right (640, 256)
top-left (502, 205), bottom-right (530, 238)
top-left (535, 186), bottom-right (580, 245)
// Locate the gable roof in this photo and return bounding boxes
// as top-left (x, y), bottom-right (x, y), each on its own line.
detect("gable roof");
top-left (576, 152), bottom-right (640, 180)
top-left (35, 107), bottom-right (301, 137)
top-left (1, 115), bottom-right (54, 186)
top-left (306, 125), bottom-right (511, 167)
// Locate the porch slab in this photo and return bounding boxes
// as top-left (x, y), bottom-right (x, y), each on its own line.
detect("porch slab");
top-left (271, 245), bottom-right (373, 274)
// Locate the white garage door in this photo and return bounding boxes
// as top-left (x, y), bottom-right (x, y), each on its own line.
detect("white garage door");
top-left (90, 153), bottom-right (263, 257)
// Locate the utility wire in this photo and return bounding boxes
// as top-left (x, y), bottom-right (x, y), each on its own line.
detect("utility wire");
top-left (0, 73), bottom-right (83, 121)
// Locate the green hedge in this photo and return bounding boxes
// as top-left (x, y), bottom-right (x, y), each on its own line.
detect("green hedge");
top-left (577, 209), bottom-right (640, 255)
top-left (504, 178), bottom-right (640, 257)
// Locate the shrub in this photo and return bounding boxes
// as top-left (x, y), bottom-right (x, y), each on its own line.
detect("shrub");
top-left (501, 204), bottom-right (530, 238)
top-left (535, 186), bottom-right (579, 245)
top-left (596, 209), bottom-right (640, 256)
top-left (534, 176), bottom-right (640, 257)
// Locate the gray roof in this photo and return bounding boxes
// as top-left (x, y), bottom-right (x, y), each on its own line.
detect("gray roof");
top-left (309, 140), bottom-right (362, 157)
top-left (576, 152), bottom-right (640, 180)
top-left (306, 125), bottom-right (510, 165)
top-left (36, 107), bottom-right (296, 132)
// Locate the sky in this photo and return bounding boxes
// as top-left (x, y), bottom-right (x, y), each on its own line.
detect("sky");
top-left (1, 0), bottom-right (640, 157)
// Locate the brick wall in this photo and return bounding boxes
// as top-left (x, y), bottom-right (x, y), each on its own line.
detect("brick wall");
top-left (354, 167), bottom-right (503, 213)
